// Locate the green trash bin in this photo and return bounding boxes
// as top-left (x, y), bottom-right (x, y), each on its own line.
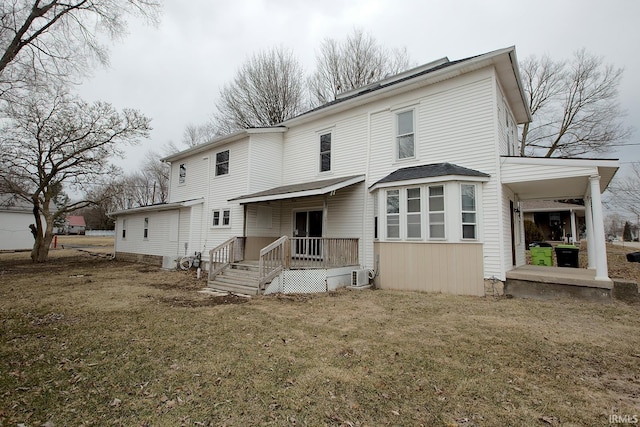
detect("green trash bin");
top-left (530, 246), bottom-right (553, 266)
top-left (555, 244), bottom-right (579, 268)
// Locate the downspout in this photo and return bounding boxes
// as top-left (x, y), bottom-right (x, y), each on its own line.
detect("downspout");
top-left (361, 112), bottom-right (372, 269)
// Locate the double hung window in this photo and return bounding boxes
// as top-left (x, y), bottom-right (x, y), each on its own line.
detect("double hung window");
top-left (396, 110), bottom-right (415, 159)
top-left (320, 133), bottom-right (331, 172)
top-left (216, 150), bottom-right (229, 176)
top-left (428, 186), bottom-right (445, 239)
top-left (212, 209), bottom-right (231, 227)
top-left (461, 184), bottom-right (477, 239)
top-left (386, 190), bottom-right (400, 239)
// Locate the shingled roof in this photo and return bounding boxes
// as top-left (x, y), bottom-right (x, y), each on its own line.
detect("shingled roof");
top-left (372, 163), bottom-right (490, 188)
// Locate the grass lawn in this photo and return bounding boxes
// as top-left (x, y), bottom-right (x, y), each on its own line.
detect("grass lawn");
top-left (1, 250), bottom-right (639, 426)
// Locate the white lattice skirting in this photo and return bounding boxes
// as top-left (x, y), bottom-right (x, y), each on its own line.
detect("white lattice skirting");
top-left (265, 269), bottom-right (328, 295)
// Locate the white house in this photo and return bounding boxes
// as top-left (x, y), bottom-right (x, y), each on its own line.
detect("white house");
top-left (0, 194), bottom-right (36, 251)
top-left (110, 46), bottom-right (618, 296)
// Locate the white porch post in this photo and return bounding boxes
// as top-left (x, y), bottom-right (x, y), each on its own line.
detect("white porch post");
top-left (584, 196), bottom-right (595, 269)
top-left (570, 209), bottom-right (577, 245)
top-left (589, 175), bottom-right (609, 281)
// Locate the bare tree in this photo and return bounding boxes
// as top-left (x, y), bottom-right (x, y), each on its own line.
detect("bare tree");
top-left (182, 122), bottom-right (215, 148)
top-left (519, 50), bottom-right (631, 157)
top-left (609, 162), bottom-right (640, 224)
top-left (213, 46), bottom-right (306, 134)
top-left (0, 0), bottom-right (160, 99)
top-left (309, 29), bottom-right (413, 106)
top-left (0, 85), bottom-right (151, 262)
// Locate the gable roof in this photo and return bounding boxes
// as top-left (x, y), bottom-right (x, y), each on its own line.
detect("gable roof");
top-left (66, 216), bottom-right (86, 227)
top-left (371, 163), bottom-right (490, 190)
top-left (284, 46), bottom-right (531, 127)
top-left (229, 175), bottom-right (365, 204)
top-left (162, 47), bottom-right (531, 164)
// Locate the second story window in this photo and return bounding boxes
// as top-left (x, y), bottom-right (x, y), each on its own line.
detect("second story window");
top-left (320, 132), bottom-right (331, 172)
top-left (143, 217), bottom-right (149, 239)
top-left (216, 150), bottom-right (229, 176)
top-left (396, 110), bottom-right (415, 160)
top-left (122, 219), bottom-right (127, 239)
top-left (179, 163), bottom-right (186, 184)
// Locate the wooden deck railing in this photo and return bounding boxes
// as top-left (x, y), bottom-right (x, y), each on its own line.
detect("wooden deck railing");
top-left (258, 236), bottom-right (289, 289)
top-left (290, 237), bottom-right (359, 269)
top-left (257, 237), bottom-right (359, 288)
top-left (209, 236), bottom-right (244, 281)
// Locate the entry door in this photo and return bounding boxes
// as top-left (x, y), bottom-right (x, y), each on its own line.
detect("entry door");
top-left (294, 210), bottom-right (323, 257)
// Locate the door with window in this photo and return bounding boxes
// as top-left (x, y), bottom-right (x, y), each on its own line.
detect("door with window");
top-left (294, 210), bottom-right (323, 258)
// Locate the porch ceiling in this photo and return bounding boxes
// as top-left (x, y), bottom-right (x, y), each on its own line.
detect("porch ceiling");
top-left (501, 157), bottom-right (619, 200)
top-left (229, 175), bottom-right (365, 204)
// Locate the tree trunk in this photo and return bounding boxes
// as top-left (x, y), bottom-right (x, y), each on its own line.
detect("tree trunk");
top-left (30, 203), bottom-right (54, 263)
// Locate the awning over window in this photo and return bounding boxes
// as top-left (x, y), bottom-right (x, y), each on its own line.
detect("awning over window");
top-left (229, 175), bottom-right (365, 204)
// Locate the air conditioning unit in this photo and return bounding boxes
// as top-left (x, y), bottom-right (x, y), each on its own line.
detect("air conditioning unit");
top-left (351, 269), bottom-right (370, 287)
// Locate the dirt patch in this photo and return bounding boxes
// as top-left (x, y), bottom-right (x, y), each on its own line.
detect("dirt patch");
top-left (159, 294), bottom-right (250, 308)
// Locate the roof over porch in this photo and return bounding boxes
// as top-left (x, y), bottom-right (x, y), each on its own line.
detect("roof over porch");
top-left (228, 175), bottom-right (365, 204)
top-left (501, 157), bottom-right (619, 200)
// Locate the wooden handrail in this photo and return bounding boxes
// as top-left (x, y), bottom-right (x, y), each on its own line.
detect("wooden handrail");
top-left (258, 236), bottom-right (288, 289)
top-left (209, 236), bottom-right (238, 281)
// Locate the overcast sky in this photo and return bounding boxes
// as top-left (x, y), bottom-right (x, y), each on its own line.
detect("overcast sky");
top-left (77, 0), bottom-right (640, 176)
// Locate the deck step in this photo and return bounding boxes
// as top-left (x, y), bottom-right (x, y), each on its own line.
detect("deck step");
top-left (214, 274), bottom-right (258, 287)
top-left (208, 280), bottom-right (260, 296)
top-left (230, 262), bottom-right (259, 272)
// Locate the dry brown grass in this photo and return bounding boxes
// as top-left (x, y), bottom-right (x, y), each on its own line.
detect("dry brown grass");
top-left (1, 250), bottom-right (639, 426)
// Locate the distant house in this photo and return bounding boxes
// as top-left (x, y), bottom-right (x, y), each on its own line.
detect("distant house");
top-left (0, 194), bottom-right (36, 251)
top-left (521, 200), bottom-right (586, 243)
top-left (64, 216), bottom-right (86, 235)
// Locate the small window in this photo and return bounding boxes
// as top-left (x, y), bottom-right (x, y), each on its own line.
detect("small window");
top-left (461, 184), bottom-right (477, 239)
top-left (216, 150), bottom-right (229, 176)
top-left (212, 209), bottom-right (231, 227)
top-left (428, 185), bottom-right (445, 239)
top-left (396, 110), bottom-right (415, 159)
top-left (179, 163), bottom-right (186, 184)
top-left (406, 187), bottom-right (421, 238)
top-left (386, 190), bottom-right (400, 239)
top-left (143, 217), bottom-right (149, 239)
top-left (319, 133), bottom-right (331, 172)
top-left (122, 219), bottom-right (127, 239)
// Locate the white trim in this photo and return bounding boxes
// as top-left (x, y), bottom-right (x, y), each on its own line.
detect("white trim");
top-left (502, 156), bottom-right (619, 168)
top-left (370, 174), bottom-right (489, 192)
top-left (109, 198), bottom-right (204, 216)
